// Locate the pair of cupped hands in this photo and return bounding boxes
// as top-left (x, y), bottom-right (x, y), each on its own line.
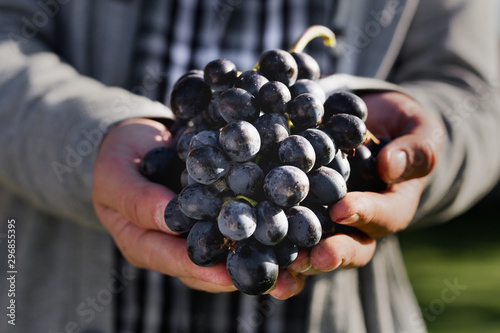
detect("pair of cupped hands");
top-left (92, 91), bottom-right (444, 299)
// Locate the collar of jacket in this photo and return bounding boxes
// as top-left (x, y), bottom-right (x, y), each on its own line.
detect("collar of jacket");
top-left (335, 0), bottom-right (420, 80)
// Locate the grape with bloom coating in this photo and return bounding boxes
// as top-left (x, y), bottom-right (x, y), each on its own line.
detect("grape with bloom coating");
top-left (263, 165), bottom-right (309, 207)
top-left (219, 120), bottom-right (261, 162)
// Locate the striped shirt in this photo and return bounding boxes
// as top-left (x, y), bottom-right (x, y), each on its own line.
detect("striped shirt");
top-left (115, 1), bottom-right (425, 332)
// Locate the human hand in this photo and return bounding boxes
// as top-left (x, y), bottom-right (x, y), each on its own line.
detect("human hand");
top-left (92, 118), bottom-right (304, 299)
top-left (289, 91), bottom-right (445, 274)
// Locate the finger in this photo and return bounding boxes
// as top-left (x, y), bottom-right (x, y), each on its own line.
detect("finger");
top-left (93, 121), bottom-right (177, 234)
top-left (269, 270), bottom-right (306, 300)
top-left (376, 132), bottom-right (438, 184)
top-left (180, 277), bottom-right (237, 293)
top-left (330, 179), bottom-right (425, 238)
top-left (287, 249), bottom-right (312, 274)
top-left (310, 232), bottom-right (376, 271)
top-left (95, 205), bottom-right (234, 288)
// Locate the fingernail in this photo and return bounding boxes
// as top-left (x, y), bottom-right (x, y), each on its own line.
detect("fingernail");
top-left (337, 214), bottom-right (359, 225)
top-left (388, 150), bottom-right (407, 181)
top-left (157, 205), bottom-right (170, 232)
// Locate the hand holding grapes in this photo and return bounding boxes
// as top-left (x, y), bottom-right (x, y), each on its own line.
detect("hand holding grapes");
top-left (294, 91), bottom-right (444, 274)
top-left (92, 118), bottom-right (304, 298)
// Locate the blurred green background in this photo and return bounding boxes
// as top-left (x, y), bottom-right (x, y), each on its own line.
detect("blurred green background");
top-left (399, 192), bottom-right (500, 333)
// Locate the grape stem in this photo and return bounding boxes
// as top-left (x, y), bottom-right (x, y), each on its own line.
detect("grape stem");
top-left (288, 25), bottom-right (337, 54)
top-left (252, 25), bottom-right (336, 71)
top-left (365, 130), bottom-right (380, 145)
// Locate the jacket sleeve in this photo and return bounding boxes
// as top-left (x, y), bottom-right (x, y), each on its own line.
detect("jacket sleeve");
top-left (390, 0), bottom-right (500, 226)
top-left (0, 2), bottom-right (174, 229)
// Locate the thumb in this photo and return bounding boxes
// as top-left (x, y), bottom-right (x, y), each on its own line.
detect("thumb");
top-left (376, 134), bottom-right (438, 184)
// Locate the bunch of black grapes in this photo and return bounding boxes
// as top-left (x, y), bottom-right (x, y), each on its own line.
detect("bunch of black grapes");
top-left (140, 49), bottom-right (387, 295)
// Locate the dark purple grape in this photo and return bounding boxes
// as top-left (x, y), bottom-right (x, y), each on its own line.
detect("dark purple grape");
top-left (164, 195), bottom-right (197, 233)
top-left (287, 93), bottom-right (324, 130)
top-left (305, 166), bottom-right (346, 205)
top-left (257, 81), bottom-right (291, 114)
top-left (235, 70), bottom-right (269, 97)
top-left (176, 125), bottom-right (208, 161)
top-left (306, 204), bottom-right (336, 235)
top-left (299, 128), bottom-right (336, 167)
top-left (205, 92), bottom-right (227, 128)
top-left (263, 165), bottom-right (309, 207)
top-left (347, 144), bottom-right (387, 192)
top-left (226, 239), bottom-right (279, 295)
top-left (286, 206), bottom-right (322, 247)
top-left (140, 147), bottom-right (183, 192)
top-left (186, 221), bottom-right (228, 267)
top-left (219, 120), bottom-right (261, 162)
top-left (180, 168), bottom-right (189, 188)
top-left (169, 75), bottom-right (212, 120)
top-left (189, 130), bottom-right (221, 150)
top-left (258, 49), bottom-right (298, 87)
top-left (327, 150), bottom-right (351, 181)
top-left (253, 201), bottom-right (288, 246)
top-left (227, 162), bottom-right (264, 199)
top-left (175, 70), bottom-right (204, 84)
top-left (253, 113), bottom-right (290, 156)
top-left (324, 91), bottom-right (368, 121)
top-left (291, 52), bottom-right (320, 81)
top-left (272, 238), bottom-right (298, 268)
top-left (325, 113), bottom-right (367, 151)
top-left (290, 79), bottom-right (326, 102)
top-left (178, 183), bottom-right (222, 220)
top-left (217, 201), bottom-right (256, 241)
top-left (204, 58), bottom-right (238, 92)
top-left (278, 135), bottom-right (316, 173)
top-left (218, 87), bottom-right (260, 123)
top-left (186, 145), bottom-right (230, 185)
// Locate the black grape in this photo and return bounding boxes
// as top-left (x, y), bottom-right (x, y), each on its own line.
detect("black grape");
top-left (140, 146), bottom-right (183, 192)
top-left (307, 204), bottom-right (336, 235)
top-left (164, 195), bottom-right (197, 233)
top-left (258, 49), bottom-right (298, 87)
top-left (327, 150), bottom-right (351, 181)
top-left (204, 58), bottom-right (238, 92)
top-left (272, 238), bottom-right (298, 268)
top-left (227, 162), bottom-right (264, 199)
top-left (290, 79), bottom-right (326, 103)
top-left (186, 145), bottom-right (230, 185)
top-left (325, 113), bottom-right (367, 151)
top-left (253, 201), bottom-right (288, 246)
top-left (176, 125), bottom-right (208, 161)
top-left (324, 91), bottom-right (368, 121)
top-left (217, 201), bottom-right (257, 241)
top-left (253, 113), bottom-right (290, 156)
top-left (235, 70), bottom-right (269, 97)
top-left (347, 144), bottom-right (387, 192)
top-left (189, 130), bottom-right (221, 150)
top-left (178, 183), bottom-right (222, 220)
top-left (186, 221), bottom-right (228, 267)
top-left (278, 135), bottom-right (316, 173)
top-left (291, 52), bottom-right (320, 81)
top-left (219, 120), bottom-right (261, 162)
top-left (305, 166), bottom-right (347, 205)
top-left (257, 81), bottom-right (292, 114)
top-left (299, 128), bottom-right (336, 167)
top-left (287, 93), bottom-right (324, 130)
top-left (170, 75), bottom-right (212, 120)
top-left (286, 206), bottom-right (322, 247)
top-left (218, 87), bottom-right (260, 123)
top-left (226, 239), bottom-right (279, 295)
top-left (263, 165), bottom-right (309, 207)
